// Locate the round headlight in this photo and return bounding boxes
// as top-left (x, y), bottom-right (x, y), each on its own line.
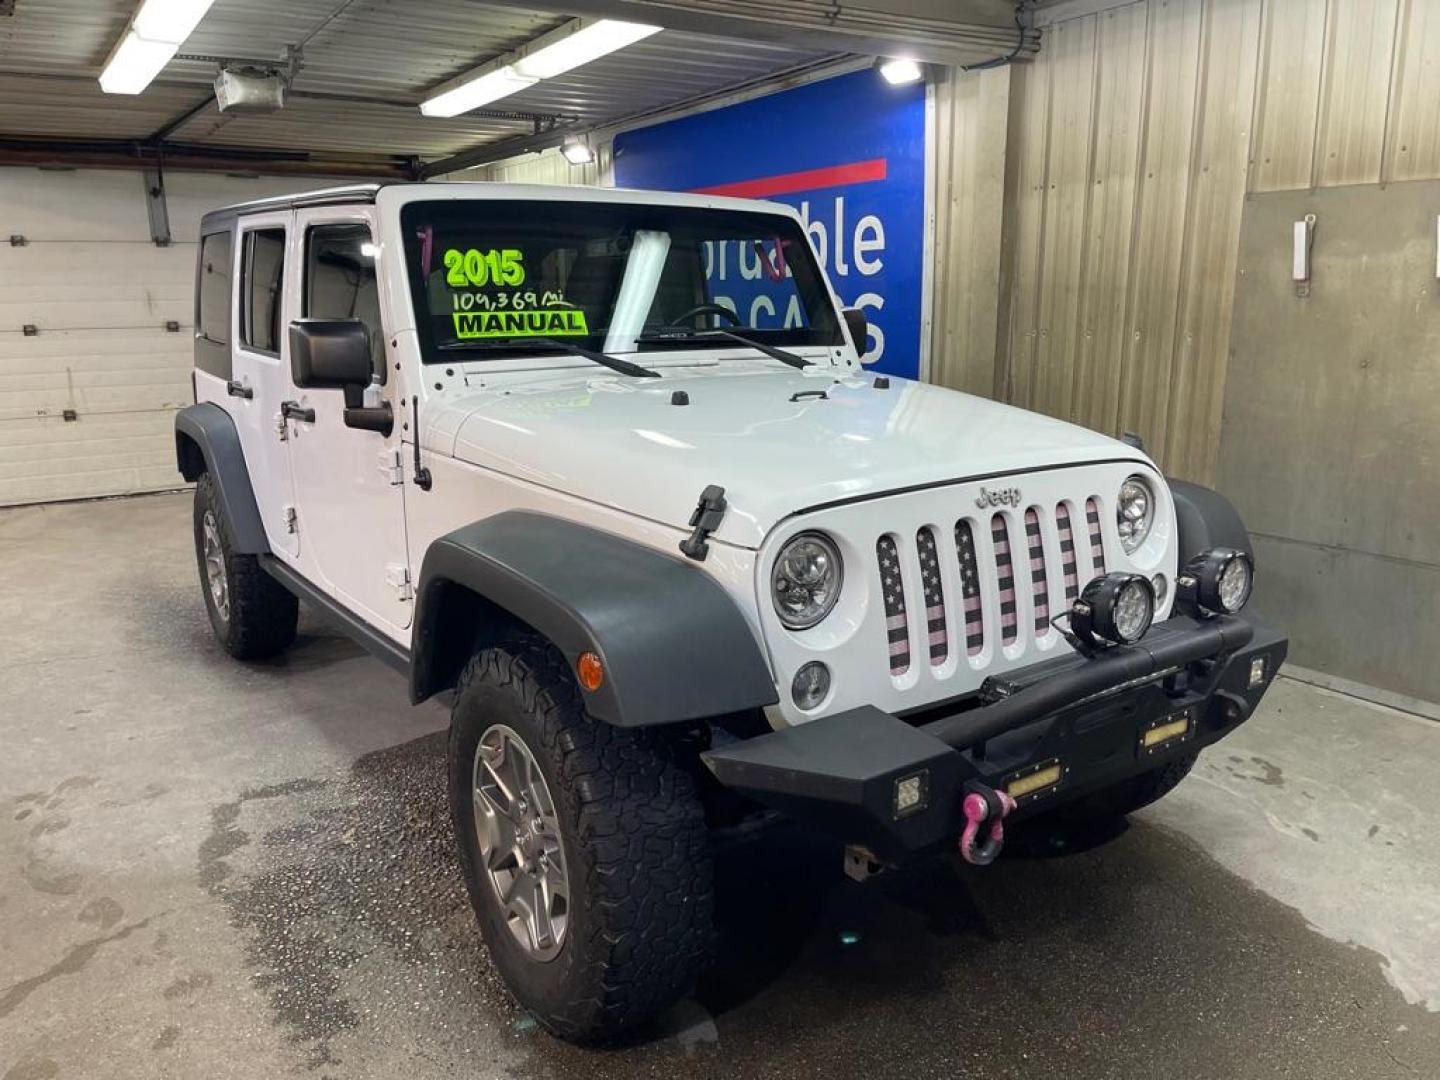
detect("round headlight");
top-left (771, 532), bottom-right (843, 630)
top-left (1176, 547), bottom-right (1253, 617)
top-left (1073, 572), bottom-right (1155, 647)
top-left (1116, 476), bottom-right (1154, 554)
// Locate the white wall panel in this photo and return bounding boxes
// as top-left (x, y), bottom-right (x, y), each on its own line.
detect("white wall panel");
top-left (0, 166), bottom-right (357, 506)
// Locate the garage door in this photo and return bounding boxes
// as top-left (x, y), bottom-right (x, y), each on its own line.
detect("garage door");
top-left (0, 167), bottom-right (347, 506)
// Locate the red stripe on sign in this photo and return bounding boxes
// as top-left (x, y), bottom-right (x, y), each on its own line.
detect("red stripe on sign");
top-left (691, 158), bottom-right (888, 199)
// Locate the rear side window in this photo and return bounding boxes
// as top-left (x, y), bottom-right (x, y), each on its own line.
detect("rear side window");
top-left (305, 223), bottom-right (384, 376)
top-left (197, 231), bottom-right (231, 344)
top-left (242, 228), bottom-right (286, 354)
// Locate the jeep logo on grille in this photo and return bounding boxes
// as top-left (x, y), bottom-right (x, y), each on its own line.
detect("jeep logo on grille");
top-left (975, 485), bottom-right (1022, 509)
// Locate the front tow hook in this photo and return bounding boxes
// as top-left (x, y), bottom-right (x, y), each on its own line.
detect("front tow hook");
top-left (959, 781), bottom-right (1017, 867)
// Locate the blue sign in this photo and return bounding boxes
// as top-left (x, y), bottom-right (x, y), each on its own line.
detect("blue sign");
top-left (613, 68), bottom-right (927, 379)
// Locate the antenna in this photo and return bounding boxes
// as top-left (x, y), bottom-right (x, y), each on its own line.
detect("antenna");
top-left (411, 396), bottom-right (432, 491)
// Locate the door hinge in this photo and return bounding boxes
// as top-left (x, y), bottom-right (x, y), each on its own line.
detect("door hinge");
top-left (282, 505), bottom-right (298, 534)
top-left (379, 447), bottom-right (404, 485)
top-left (385, 564), bottom-right (414, 602)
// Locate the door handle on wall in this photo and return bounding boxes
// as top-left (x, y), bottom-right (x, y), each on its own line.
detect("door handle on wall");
top-left (226, 379), bottom-right (253, 399)
top-left (280, 400), bottom-right (315, 423)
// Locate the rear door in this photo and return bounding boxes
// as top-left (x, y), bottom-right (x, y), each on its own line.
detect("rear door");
top-left (281, 206), bottom-right (411, 635)
top-left (231, 212), bottom-right (299, 559)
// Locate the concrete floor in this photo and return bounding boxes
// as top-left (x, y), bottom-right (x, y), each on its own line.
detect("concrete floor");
top-left (3, 491), bottom-right (1439, 1080)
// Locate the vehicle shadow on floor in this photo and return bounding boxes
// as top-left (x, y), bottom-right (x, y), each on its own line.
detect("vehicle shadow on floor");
top-left (202, 725), bottom-right (1440, 1079)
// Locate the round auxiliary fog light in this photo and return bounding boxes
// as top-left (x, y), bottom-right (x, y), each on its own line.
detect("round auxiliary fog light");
top-left (791, 661), bottom-right (831, 711)
top-left (1175, 547), bottom-right (1254, 617)
top-left (1072, 572), bottom-right (1155, 647)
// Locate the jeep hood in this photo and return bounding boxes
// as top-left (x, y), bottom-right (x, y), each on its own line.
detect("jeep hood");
top-left (437, 365), bottom-right (1145, 549)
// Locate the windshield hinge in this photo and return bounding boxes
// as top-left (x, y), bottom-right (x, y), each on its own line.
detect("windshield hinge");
top-left (379, 447), bottom-right (404, 485)
top-left (679, 484), bottom-right (727, 562)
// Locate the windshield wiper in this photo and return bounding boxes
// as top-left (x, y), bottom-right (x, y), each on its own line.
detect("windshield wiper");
top-left (438, 337), bottom-right (660, 378)
top-left (636, 328), bottom-right (811, 371)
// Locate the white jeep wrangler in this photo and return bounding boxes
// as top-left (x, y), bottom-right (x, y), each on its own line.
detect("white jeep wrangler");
top-left (176, 182), bottom-right (1286, 1042)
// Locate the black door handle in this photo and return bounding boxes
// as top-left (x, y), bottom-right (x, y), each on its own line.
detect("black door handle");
top-left (226, 379), bottom-right (253, 399)
top-left (280, 400), bottom-right (315, 423)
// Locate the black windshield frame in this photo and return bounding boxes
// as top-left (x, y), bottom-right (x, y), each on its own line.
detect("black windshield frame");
top-left (399, 199), bottom-right (844, 364)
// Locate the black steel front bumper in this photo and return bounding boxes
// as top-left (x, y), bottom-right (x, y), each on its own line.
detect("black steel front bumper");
top-left (701, 612), bottom-right (1288, 865)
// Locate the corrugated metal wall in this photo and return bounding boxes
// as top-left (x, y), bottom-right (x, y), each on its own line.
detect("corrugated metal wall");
top-left (927, 65), bottom-right (1011, 396)
top-left (995, 0), bottom-right (1440, 484)
top-left (438, 143), bottom-right (615, 186)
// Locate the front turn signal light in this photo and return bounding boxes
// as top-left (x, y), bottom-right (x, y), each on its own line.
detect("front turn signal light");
top-left (576, 651), bottom-right (604, 692)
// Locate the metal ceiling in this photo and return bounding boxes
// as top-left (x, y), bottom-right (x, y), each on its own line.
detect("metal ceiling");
top-left (0, 0), bottom-right (847, 174)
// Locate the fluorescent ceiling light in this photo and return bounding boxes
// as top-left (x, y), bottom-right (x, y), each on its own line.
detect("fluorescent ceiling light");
top-left (514, 20), bottom-right (662, 80)
top-left (99, 0), bottom-right (216, 95)
top-left (99, 31), bottom-right (180, 94)
top-left (561, 139), bottom-right (595, 165)
top-left (878, 57), bottom-right (924, 85)
top-left (420, 65), bottom-right (538, 117)
top-left (133, 0), bottom-right (216, 43)
top-left (420, 18), bottom-right (661, 118)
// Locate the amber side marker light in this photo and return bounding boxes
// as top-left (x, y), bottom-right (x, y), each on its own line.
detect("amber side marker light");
top-left (576, 651), bottom-right (604, 692)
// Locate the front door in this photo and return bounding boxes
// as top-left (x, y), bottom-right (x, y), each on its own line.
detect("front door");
top-left (282, 207), bottom-right (412, 636)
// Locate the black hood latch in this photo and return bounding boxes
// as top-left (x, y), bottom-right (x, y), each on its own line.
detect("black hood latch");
top-left (679, 484), bottom-right (727, 562)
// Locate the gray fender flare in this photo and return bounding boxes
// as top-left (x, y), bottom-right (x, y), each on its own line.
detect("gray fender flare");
top-left (410, 512), bottom-right (779, 727)
top-left (1167, 479), bottom-right (1252, 565)
top-left (174, 403), bottom-right (269, 554)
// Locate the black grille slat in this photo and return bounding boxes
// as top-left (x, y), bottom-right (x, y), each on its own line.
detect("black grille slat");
top-left (992, 514), bottom-right (1018, 645)
top-left (1085, 498), bottom-right (1106, 576)
top-left (877, 536), bottom-right (910, 675)
top-left (1056, 501), bottom-right (1080, 603)
top-left (1024, 508), bottom-right (1049, 634)
top-left (955, 520), bottom-right (984, 655)
top-left (915, 527), bottom-right (947, 664)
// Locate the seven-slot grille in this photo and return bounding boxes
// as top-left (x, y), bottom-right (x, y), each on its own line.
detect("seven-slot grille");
top-left (876, 499), bottom-right (1107, 676)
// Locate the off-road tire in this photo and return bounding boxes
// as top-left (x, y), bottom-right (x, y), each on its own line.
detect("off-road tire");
top-left (192, 473), bottom-right (297, 659)
top-left (448, 639), bottom-right (714, 1043)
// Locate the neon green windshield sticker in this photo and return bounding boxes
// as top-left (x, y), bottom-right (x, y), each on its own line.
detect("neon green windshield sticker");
top-left (453, 309), bottom-right (590, 339)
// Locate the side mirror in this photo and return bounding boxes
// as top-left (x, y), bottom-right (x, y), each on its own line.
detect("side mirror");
top-left (290, 318), bottom-right (373, 389)
top-left (842, 307), bottom-right (868, 354)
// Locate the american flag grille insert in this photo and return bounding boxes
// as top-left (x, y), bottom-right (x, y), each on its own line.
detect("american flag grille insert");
top-left (1085, 498), bottom-right (1106, 575)
top-left (1024, 508), bottom-right (1049, 634)
top-left (915, 527), bottom-right (948, 664)
top-left (992, 514), bottom-right (1018, 645)
top-left (877, 535), bottom-right (910, 675)
top-left (955, 520), bottom-right (984, 655)
top-left (870, 495), bottom-right (1108, 678)
top-left (1055, 501), bottom-right (1080, 603)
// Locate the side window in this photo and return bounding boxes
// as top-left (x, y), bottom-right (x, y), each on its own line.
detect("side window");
top-left (195, 229), bottom-right (233, 379)
top-left (304, 223), bottom-right (383, 375)
top-left (197, 231), bottom-right (231, 344)
top-left (241, 228), bottom-right (286, 354)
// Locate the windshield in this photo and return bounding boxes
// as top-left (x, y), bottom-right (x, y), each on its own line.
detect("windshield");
top-left (400, 200), bottom-right (843, 362)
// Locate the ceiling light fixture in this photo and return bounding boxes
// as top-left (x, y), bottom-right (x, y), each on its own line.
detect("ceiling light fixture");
top-left (421, 18), bottom-right (661, 118)
top-left (877, 57), bottom-right (924, 85)
top-left (99, 0), bottom-right (217, 95)
top-left (561, 139), bottom-right (595, 165)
